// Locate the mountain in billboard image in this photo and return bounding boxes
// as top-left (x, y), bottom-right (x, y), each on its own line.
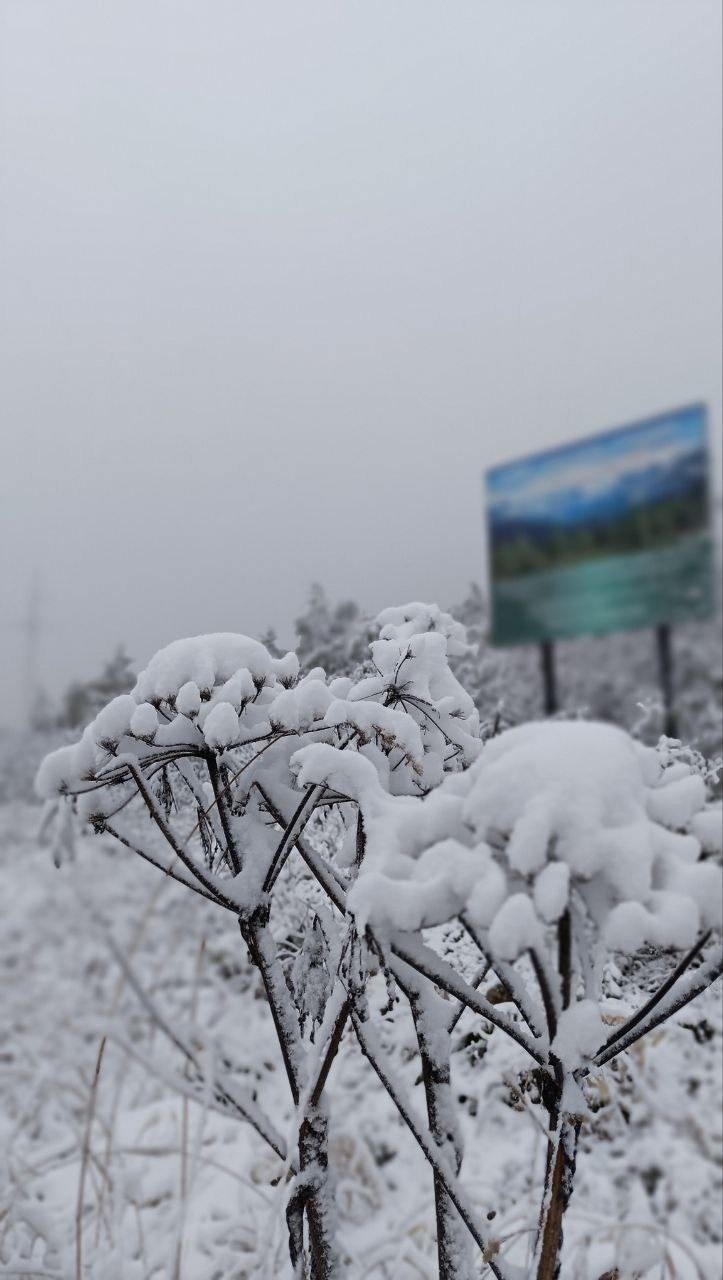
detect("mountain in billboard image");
top-left (486, 407), bottom-right (714, 644)
top-left (489, 442), bottom-right (709, 581)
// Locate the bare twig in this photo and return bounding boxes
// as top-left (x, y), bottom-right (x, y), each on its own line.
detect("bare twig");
top-left (594, 945), bottom-right (723, 1070)
top-left (75, 1037), bottom-right (106, 1280)
top-left (349, 1007), bottom-right (514, 1280)
top-left (599, 930), bottom-right (712, 1054)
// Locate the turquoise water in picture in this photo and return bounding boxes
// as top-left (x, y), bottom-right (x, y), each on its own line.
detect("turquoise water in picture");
top-left (490, 532), bottom-right (715, 646)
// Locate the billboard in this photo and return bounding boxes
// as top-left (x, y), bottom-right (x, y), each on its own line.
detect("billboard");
top-left (486, 404), bottom-right (714, 646)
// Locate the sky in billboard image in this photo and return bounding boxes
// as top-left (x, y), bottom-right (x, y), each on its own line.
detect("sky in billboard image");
top-left (486, 404), bottom-right (714, 646)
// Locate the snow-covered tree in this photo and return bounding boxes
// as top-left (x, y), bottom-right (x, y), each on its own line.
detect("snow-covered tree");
top-left (59, 645), bottom-right (136, 729)
top-left (295, 583), bottom-right (374, 678)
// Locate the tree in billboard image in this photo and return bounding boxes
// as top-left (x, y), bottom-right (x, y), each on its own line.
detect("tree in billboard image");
top-left (486, 405), bottom-right (714, 647)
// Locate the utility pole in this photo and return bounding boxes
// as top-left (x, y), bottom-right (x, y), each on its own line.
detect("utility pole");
top-left (539, 639), bottom-right (558, 716)
top-left (21, 576), bottom-right (42, 729)
top-left (656, 622), bottom-right (677, 739)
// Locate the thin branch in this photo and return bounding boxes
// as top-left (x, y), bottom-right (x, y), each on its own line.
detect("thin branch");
top-left (593, 944), bottom-right (722, 1070)
top-left (206, 754), bottom-right (241, 874)
top-left (446, 961), bottom-right (491, 1036)
top-left (254, 784), bottom-right (347, 913)
top-left (76, 1038), bottom-right (106, 1280)
top-left (103, 931), bottom-right (289, 1160)
top-left (181, 734), bottom-right (282, 845)
top-left (262, 728), bottom-right (359, 892)
top-left (309, 997), bottom-right (350, 1109)
top-left (390, 935), bottom-right (546, 1066)
top-left (103, 823), bottom-right (230, 910)
top-left (119, 756), bottom-right (239, 910)
top-left (349, 1008), bottom-right (515, 1280)
top-left (528, 949), bottom-right (559, 1045)
top-left (558, 911), bottom-right (572, 1012)
top-left (460, 914), bottom-right (547, 1041)
top-left (600, 930), bottom-right (712, 1054)
top-left (263, 783), bottom-right (328, 892)
top-left (239, 917), bottom-right (304, 1105)
top-left (101, 1028), bottom-right (290, 1162)
top-left (81, 745), bottom-right (205, 790)
top-left (401, 964), bottom-right (473, 1279)
top-left (252, 794), bottom-right (545, 1066)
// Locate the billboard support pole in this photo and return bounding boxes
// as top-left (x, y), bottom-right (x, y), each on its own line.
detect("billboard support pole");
top-left (656, 623), bottom-right (677, 738)
top-left (540, 640), bottom-right (558, 716)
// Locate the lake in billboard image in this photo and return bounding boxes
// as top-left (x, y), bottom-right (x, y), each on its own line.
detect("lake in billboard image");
top-left (486, 404), bottom-right (714, 646)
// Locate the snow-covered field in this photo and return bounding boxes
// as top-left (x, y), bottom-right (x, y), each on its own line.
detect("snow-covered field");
top-left (1, 603), bottom-right (721, 1280)
top-left (1, 790), bottom-right (720, 1279)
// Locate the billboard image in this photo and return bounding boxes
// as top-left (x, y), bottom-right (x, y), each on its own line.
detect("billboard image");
top-left (486, 404), bottom-right (714, 646)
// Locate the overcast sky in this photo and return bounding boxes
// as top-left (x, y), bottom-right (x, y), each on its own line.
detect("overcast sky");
top-left (1, 1), bottom-right (721, 726)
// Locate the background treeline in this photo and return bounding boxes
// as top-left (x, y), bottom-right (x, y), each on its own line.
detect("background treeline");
top-left (490, 482), bottom-right (708, 579)
top-left (9, 574), bottom-right (719, 808)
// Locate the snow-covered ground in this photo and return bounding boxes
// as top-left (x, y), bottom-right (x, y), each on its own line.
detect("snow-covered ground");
top-left (1, 791), bottom-right (720, 1279)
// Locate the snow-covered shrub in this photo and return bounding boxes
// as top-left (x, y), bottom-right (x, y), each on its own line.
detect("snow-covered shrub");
top-left (295, 583), bottom-right (375, 679)
top-left (449, 582), bottom-right (723, 759)
top-left (289, 577), bottom-right (722, 761)
top-left (0, 725), bottom-right (70, 806)
top-left (294, 716), bottom-right (722, 1278)
top-left (58, 644), bottom-right (136, 729)
top-left (37, 606), bottom-right (722, 1280)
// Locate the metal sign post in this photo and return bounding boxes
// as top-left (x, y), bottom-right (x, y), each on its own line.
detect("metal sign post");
top-left (656, 622), bottom-right (677, 738)
top-left (540, 640), bottom-right (558, 716)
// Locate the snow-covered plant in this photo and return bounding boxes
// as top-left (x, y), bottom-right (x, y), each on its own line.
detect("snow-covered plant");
top-left (293, 717), bottom-right (722, 1278)
top-left (291, 577), bottom-right (722, 758)
top-left (36, 608), bottom-right (480, 1278)
top-left (37, 606), bottom-right (722, 1280)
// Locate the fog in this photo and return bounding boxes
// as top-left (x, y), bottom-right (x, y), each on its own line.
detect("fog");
top-left (1, 1), bottom-right (721, 726)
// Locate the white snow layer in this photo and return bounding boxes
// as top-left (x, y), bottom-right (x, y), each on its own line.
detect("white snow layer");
top-left (202, 701), bottom-right (240, 750)
top-left (295, 720), bottom-right (721, 951)
top-left (37, 608), bottom-right (482, 806)
top-left (552, 1000), bottom-right (606, 1070)
top-left (129, 702), bottom-right (159, 740)
top-left (134, 633), bottom-right (299, 701)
